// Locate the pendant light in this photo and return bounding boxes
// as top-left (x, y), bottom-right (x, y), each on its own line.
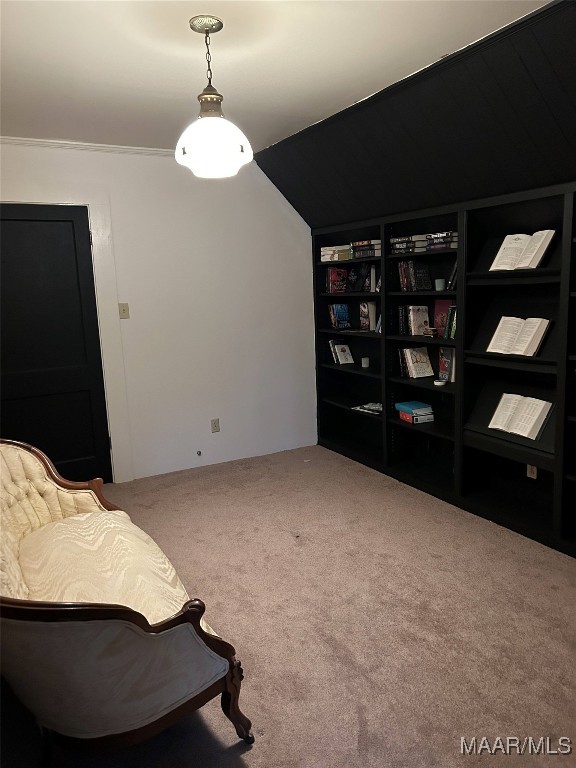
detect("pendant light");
top-left (175, 15), bottom-right (253, 179)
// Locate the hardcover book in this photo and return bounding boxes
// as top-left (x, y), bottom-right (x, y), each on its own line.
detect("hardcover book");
top-left (438, 347), bottom-right (453, 381)
top-left (398, 410), bottom-right (435, 424)
top-left (433, 299), bottom-right (452, 336)
top-left (402, 347), bottom-right (434, 378)
top-left (359, 301), bottom-right (377, 331)
top-left (328, 303), bottom-right (351, 329)
top-left (407, 305), bottom-right (430, 335)
top-left (331, 342), bottom-right (354, 364)
top-left (394, 400), bottom-right (433, 415)
top-left (326, 267), bottom-right (348, 293)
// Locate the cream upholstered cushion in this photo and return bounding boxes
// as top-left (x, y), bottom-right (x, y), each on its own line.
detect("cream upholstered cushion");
top-left (1, 443), bottom-right (109, 600)
top-left (18, 509), bottom-right (190, 625)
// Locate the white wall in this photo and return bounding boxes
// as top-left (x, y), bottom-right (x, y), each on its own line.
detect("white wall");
top-left (0, 140), bottom-right (317, 481)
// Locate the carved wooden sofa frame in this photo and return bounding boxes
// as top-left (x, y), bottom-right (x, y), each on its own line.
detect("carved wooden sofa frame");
top-left (0, 439), bottom-right (253, 753)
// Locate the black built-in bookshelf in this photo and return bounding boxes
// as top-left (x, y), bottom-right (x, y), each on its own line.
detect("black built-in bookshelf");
top-left (312, 183), bottom-right (575, 556)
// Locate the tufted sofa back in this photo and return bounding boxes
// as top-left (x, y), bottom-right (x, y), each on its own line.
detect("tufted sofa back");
top-left (0, 443), bottom-right (107, 599)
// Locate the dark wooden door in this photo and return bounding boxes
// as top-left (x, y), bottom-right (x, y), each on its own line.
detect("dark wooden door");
top-left (0, 203), bottom-right (113, 482)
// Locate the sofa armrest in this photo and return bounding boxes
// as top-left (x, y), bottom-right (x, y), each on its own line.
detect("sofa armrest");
top-left (0, 597), bottom-right (231, 739)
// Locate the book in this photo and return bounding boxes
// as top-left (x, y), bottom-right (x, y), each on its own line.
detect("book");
top-left (438, 347), bottom-right (453, 381)
top-left (433, 299), bottom-right (453, 336)
top-left (486, 316), bottom-right (550, 357)
top-left (328, 304), bottom-right (351, 328)
top-left (413, 261), bottom-right (433, 290)
top-left (330, 341), bottom-right (354, 364)
top-left (407, 305), bottom-right (430, 335)
top-left (320, 245), bottom-right (352, 262)
top-left (398, 410), bottom-right (435, 424)
top-left (488, 393), bottom-right (552, 440)
top-left (489, 230), bottom-right (555, 271)
top-left (402, 347), bottom-right (434, 378)
top-left (446, 261), bottom-right (458, 290)
top-left (390, 231), bottom-right (458, 244)
top-left (326, 267), bottom-right (348, 293)
top-left (394, 400), bottom-right (433, 415)
top-left (352, 402), bottom-right (382, 414)
top-left (359, 301), bottom-right (377, 331)
top-left (348, 262), bottom-right (371, 291)
top-left (443, 306), bottom-right (457, 339)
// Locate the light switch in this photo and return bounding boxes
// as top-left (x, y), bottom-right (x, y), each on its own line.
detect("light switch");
top-left (118, 303), bottom-right (130, 319)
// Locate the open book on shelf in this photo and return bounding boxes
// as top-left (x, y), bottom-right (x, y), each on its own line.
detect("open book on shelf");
top-left (486, 316), bottom-right (550, 357)
top-left (488, 393), bottom-right (552, 440)
top-left (489, 230), bottom-right (555, 271)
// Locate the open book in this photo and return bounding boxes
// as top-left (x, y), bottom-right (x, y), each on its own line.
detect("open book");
top-left (488, 393), bottom-right (552, 440)
top-left (486, 316), bottom-right (550, 357)
top-left (489, 230), bottom-right (555, 271)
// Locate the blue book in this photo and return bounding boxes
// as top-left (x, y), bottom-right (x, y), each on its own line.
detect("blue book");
top-left (394, 400), bottom-right (433, 415)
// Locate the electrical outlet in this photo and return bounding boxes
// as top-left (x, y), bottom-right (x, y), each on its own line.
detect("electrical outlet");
top-left (527, 464), bottom-right (538, 479)
top-left (118, 302), bottom-right (130, 319)
top-left (211, 418), bottom-right (220, 433)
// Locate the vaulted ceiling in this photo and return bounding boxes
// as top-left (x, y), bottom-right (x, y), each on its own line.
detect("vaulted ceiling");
top-left (0, 1), bottom-right (548, 154)
top-left (255, 0), bottom-right (576, 227)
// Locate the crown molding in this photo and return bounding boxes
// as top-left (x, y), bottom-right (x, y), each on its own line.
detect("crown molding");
top-left (0, 136), bottom-right (173, 157)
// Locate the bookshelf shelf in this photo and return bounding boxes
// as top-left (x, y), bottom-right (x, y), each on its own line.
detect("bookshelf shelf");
top-left (312, 182), bottom-right (575, 556)
top-left (464, 353), bottom-right (557, 375)
top-left (387, 416), bottom-right (454, 442)
top-left (387, 335), bottom-right (456, 346)
top-left (387, 376), bottom-right (456, 395)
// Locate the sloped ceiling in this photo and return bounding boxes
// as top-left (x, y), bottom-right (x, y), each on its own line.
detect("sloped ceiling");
top-left (255, 0), bottom-right (576, 229)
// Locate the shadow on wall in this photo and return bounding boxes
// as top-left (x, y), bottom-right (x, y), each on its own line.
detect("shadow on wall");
top-left (0, 678), bottom-right (252, 768)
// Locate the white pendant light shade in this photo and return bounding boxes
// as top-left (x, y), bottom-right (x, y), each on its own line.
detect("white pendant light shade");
top-left (175, 116), bottom-right (253, 179)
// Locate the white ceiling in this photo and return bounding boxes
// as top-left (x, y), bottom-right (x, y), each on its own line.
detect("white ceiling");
top-left (0, 0), bottom-right (549, 154)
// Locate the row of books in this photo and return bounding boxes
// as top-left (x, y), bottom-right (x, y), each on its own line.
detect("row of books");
top-left (397, 260), bottom-right (432, 291)
top-left (391, 230), bottom-right (458, 254)
top-left (396, 302), bottom-right (456, 339)
top-left (328, 303), bottom-right (382, 332)
top-left (320, 239), bottom-right (382, 262)
top-left (326, 264), bottom-right (380, 294)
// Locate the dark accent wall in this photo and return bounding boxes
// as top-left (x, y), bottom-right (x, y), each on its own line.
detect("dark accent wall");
top-left (255, 0), bottom-right (576, 229)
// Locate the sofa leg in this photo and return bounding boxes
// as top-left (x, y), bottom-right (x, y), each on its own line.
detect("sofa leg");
top-left (220, 659), bottom-right (254, 744)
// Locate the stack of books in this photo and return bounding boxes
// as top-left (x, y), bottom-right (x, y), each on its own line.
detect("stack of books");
top-left (351, 239), bottom-right (381, 259)
top-left (390, 231), bottom-right (458, 254)
top-left (397, 260), bottom-right (433, 291)
top-left (394, 400), bottom-right (434, 424)
top-left (320, 244), bottom-right (352, 262)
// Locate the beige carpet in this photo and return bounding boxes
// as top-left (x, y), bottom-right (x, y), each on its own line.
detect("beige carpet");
top-left (4, 446), bottom-right (575, 767)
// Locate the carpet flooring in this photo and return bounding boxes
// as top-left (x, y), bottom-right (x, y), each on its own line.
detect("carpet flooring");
top-left (3, 446), bottom-right (575, 767)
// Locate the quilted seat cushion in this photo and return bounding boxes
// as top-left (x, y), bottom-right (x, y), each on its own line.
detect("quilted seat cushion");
top-left (18, 509), bottom-right (190, 625)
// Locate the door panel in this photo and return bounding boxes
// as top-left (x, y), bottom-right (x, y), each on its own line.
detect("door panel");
top-left (0, 204), bottom-right (113, 482)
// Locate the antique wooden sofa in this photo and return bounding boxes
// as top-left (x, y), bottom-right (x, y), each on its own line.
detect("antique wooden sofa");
top-left (0, 438), bottom-right (253, 750)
